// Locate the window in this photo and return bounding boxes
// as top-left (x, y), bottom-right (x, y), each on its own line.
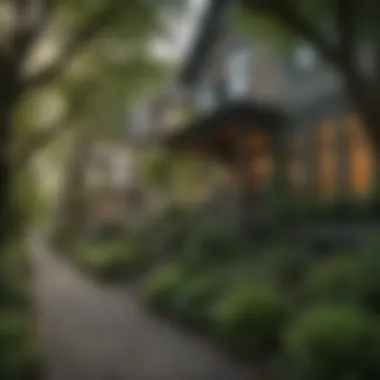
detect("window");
top-left (346, 114), bottom-right (373, 195)
top-left (293, 43), bottom-right (318, 71)
top-left (194, 77), bottom-right (216, 113)
top-left (225, 44), bottom-right (252, 97)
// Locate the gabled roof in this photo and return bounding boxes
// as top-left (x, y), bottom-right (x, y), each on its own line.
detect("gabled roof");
top-left (180, 0), bottom-right (231, 85)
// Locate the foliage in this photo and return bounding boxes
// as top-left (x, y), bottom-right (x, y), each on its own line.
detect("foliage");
top-left (284, 306), bottom-right (379, 379)
top-left (141, 263), bottom-right (191, 313)
top-left (212, 283), bottom-right (291, 358)
top-left (140, 149), bottom-right (175, 191)
top-left (351, 235), bottom-right (380, 314)
top-left (305, 255), bottom-right (356, 305)
top-left (75, 236), bottom-right (147, 282)
top-left (193, 225), bottom-right (247, 264)
top-left (0, 311), bottom-right (41, 380)
top-left (250, 243), bottom-right (316, 291)
top-left (0, 244), bottom-right (40, 380)
top-left (144, 204), bottom-right (195, 258)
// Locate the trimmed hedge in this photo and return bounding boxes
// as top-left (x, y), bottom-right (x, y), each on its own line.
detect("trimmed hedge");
top-left (141, 263), bottom-right (190, 313)
top-left (75, 236), bottom-right (148, 282)
top-left (284, 306), bottom-right (379, 379)
top-left (306, 255), bottom-right (356, 304)
top-left (212, 283), bottom-right (292, 359)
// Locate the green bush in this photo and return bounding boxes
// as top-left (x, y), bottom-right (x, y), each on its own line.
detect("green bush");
top-left (306, 255), bottom-right (355, 304)
top-left (284, 306), bottom-right (378, 378)
top-left (198, 227), bottom-right (246, 262)
top-left (76, 237), bottom-right (147, 282)
top-left (90, 223), bottom-right (125, 243)
top-left (212, 283), bottom-right (291, 358)
top-left (141, 263), bottom-right (191, 313)
top-left (149, 206), bottom-right (193, 256)
top-left (170, 273), bottom-right (225, 330)
top-left (352, 237), bottom-right (380, 314)
top-left (0, 244), bottom-right (41, 380)
top-left (0, 311), bottom-right (40, 379)
top-left (252, 244), bottom-right (316, 292)
top-left (0, 249), bottom-right (31, 311)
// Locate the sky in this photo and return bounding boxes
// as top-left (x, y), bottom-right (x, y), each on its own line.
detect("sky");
top-left (152, 0), bottom-right (208, 63)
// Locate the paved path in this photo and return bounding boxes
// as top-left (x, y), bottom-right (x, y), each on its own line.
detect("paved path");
top-left (31, 239), bottom-right (256, 380)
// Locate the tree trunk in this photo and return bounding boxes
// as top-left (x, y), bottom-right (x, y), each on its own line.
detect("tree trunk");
top-left (0, 55), bottom-right (22, 253)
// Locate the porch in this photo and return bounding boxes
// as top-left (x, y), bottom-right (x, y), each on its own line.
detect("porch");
top-left (161, 99), bottom-right (380, 248)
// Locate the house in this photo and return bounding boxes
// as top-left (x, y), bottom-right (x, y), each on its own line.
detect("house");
top-left (156, 0), bottom-right (380, 238)
top-left (85, 140), bottom-right (147, 230)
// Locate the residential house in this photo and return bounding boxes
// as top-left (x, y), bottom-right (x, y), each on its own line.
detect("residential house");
top-left (156, 0), bottom-right (380, 237)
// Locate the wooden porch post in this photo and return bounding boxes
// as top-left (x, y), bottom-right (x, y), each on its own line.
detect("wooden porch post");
top-left (301, 122), bottom-right (318, 195)
top-left (232, 127), bottom-right (257, 235)
top-left (234, 132), bottom-right (247, 234)
top-left (335, 117), bottom-right (350, 194)
top-left (270, 133), bottom-right (289, 237)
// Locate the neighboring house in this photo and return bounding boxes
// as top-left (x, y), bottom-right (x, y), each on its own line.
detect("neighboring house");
top-left (158, 0), bottom-right (377, 200)
top-left (85, 140), bottom-right (145, 229)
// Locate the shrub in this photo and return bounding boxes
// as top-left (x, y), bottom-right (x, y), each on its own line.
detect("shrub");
top-left (306, 255), bottom-right (355, 304)
top-left (90, 223), bottom-right (125, 243)
top-left (170, 273), bottom-right (225, 331)
top-left (253, 244), bottom-right (316, 293)
top-left (200, 228), bottom-right (246, 262)
top-left (284, 306), bottom-right (378, 379)
top-left (0, 311), bottom-right (40, 379)
top-left (181, 225), bottom-right (247, 268)
top-left (0, 244), bottom-right (41, 380)
top-left (151, 206), bottom-right (193, 256)
top-left (353, 236), bottom-right (380, 314)
top-left (212, 283), bottom-right (291, 358)
top-left (76, 237), bottom-right (147, 282)
top-left (0, 248), bottom-right (31, 311)
top-left (141, 263), bottom-right (190, 313)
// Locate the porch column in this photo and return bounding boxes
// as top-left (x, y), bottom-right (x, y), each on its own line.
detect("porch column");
top-left (301, 122), bottom-right (318, 195)
top-left (235, 133), bottom-right (251, 234)
top-left (335, 117), bottom-right (350, 195)
top-left (270, 133), bottom-right (289, 229)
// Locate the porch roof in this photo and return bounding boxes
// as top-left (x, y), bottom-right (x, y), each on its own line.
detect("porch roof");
top-left (163, 100), bottom-right (291, 161)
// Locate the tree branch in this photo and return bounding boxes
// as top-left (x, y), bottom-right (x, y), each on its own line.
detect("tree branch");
top-left (24, 0), bottom-right (130, 89)
top-left (13, 104), bottom-right (81, 171)
top-left (334, 0), bottom-right (356, 64)
top-left (12, 0), bottom-right (54, 64)
top-left (244, 0), bottom-right (340, 63)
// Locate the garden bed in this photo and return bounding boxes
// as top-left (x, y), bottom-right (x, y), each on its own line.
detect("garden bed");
top-left (68, 204), bottom-right (380, 379)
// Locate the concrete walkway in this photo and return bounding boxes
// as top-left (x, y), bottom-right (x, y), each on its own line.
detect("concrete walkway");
top-left (31, 239), bottom-right (256, 380)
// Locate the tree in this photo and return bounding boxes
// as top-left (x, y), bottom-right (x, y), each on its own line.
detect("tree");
top-left (0, 0), bottom-right (183, 251)
top-left (53, 56), bottom-right (171, 244)
top-left (242, 0), bottom-right (380, 148)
